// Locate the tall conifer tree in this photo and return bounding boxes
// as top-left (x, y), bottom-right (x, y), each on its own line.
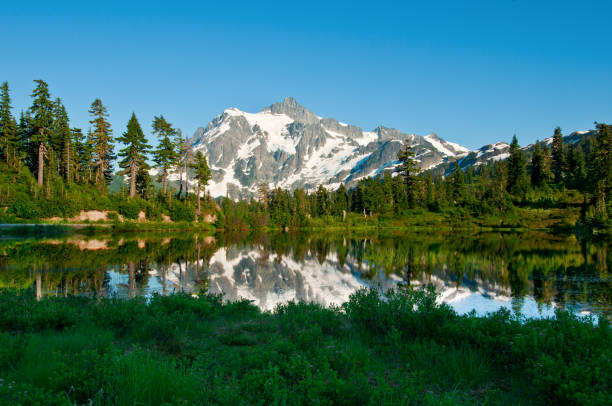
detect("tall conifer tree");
top-left (588, 123), bottom-right (612, 214)
top-left (190, 151), bottom-right (211, 220)
top-left (88, 99), bottom-right (114, 186)
top-left (551, 127), bottom-right (565, 184)
top-left (530, 140), bottom-right (546, 187)
top-left (396, 139), bottom-right (420, 207)
top-left (29, 80), bottom-right (54, 186)
top-left (507, 135), bottom-right (527, 195)
top-left (0, 82), bottom-right (17, 165)
top-left (152, 115), bottom-right (178, 195)
top-left (117, 113), bottom-right (150, 198)
top-left (52, 99), bottom-right (71, 179)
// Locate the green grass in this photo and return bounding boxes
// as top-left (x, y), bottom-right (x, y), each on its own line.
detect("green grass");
top-left (0, 288), bottom-right (608, 405)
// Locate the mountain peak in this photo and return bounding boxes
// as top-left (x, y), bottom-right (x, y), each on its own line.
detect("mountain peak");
top-left (264, 97), bottom-right (320, 124)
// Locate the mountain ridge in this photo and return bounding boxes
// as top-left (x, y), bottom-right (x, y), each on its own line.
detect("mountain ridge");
top-left (183, 97), bottom-right (593, 199)
top-left (188, 97), bottom-right (471, 198)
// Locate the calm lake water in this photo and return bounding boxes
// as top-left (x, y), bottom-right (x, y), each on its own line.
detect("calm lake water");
top-left (1, 228), bottom-right (610, 320)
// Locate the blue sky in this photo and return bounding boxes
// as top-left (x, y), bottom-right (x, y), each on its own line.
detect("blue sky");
top-left (2, 0), bottom-right (611, 149)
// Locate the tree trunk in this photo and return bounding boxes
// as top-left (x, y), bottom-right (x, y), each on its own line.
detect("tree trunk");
top-left (197, 180), bottom-right (201, 222)
top-left (162, 170), bottom-right (167, 195)
top-left (129, 161), bottom-right (136, 198)
top-left (66, 140), bottom-right (70, 182)
top-left (184, 157), bottom-right (189, 197)
top-left (36, 273), bottom-right (42, 301)
top-left (177, 166), bottom-right (183, 198)
top-left (128, 261), bottom-right (135, 298)
top-left (37, 142), bottom-right (44, 186)
top-left (97, 158), bottom-right (105, 185)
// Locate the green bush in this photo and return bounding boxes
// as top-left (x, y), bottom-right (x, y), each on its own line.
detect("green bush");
top-left (117, 199), bottom-right (146, 220)
top-left (169, 200), bottom-right (195, 222)
top-left (8, 200), bottom-right (41, 219)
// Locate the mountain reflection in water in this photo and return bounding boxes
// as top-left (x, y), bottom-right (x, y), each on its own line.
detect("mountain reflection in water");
top-left (0, 230), bottom-right (609, 319)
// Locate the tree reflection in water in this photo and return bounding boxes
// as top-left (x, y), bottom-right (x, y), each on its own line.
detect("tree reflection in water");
top-left (0, 230), bottom-right (609, 318)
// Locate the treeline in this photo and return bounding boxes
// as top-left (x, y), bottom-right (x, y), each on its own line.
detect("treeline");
top-left (1, 79), bottom-right (611, 229)
top-left (220, 128), bottom-right (612, 230)
top-left (0, 80), bottom-right (214, 221)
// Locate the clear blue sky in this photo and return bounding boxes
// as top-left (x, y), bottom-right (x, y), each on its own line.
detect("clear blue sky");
top-left (2, 0), bottom-right (611, 150)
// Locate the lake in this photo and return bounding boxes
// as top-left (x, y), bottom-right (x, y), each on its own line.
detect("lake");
top-left (1, 228), bottom-right (610, 320)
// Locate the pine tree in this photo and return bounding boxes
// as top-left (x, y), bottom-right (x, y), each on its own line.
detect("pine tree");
top-left (588, 123), bottom-right (612, 214)
top-left (396, 139), bottom-right (420, 207)
top-left (540, 142), bottom-right (553, 184)
top-left (507, 135), bottom-right (527, 195)
top-left (116, 113), bottom-right (150, 198)
top-left (423, 171), bottom-right (435, 209)
top-left (449, 162), bottom-right (464, 203)
top-left (551, 127), bottom-right (565, 184)
top-left (573, 147), bottom-right (586, 190)
top-left (0, 82), bottom-right (17, 165)
top-left (257, 182), bottom-right (270, 209)
top-left (136, 164), bottom-right (153, 199)
top-left (530, 140), bottom-right (546, 187)
top-left (16, 112), bottom-right (31, 165)
top-left (72, 128), bottom-right (89, 183)
top-left (315, 185), bottom-right (330, 216)
top-left (175, 129), bottom-right (188, 198)
top-left (333, 183), bottom-right (348, 217)
top-left (152, 115), bottom-right (178, 195)
top-left (29, 80), bottom-right (54, 186)
top-left (52, 99), bottom-right (72, 180)
top-left (88, 99), bottom-right (114, 187)
top-left (190, 151), bottom-right (211, 220)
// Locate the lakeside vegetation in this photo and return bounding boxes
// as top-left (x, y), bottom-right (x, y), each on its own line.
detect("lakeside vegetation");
top-left (0, 287), bottom-right (609, 405)
top-left (0, 80), bottom-right (611, 234)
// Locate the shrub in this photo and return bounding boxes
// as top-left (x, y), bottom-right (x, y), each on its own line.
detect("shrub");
top-left (8, 200), bottom-right (41, 219)
top-left (169, 200), bottom-right (195, 222)
top-left (117, 199), bottom-right (146, 220)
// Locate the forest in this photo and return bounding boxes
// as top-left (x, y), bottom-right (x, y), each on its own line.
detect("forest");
top-left (1, 80), bottom-right (611, 233)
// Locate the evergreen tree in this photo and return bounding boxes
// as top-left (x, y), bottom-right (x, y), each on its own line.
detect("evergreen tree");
top-left (396, 139), bottom-right (420, 207)
top-left (136, 164), bottom-right (153, 199)
top-left (530, 140), bottom-right (546, 187)
top-left (0, 82), bottom-right (17, 165)
top-left (588, 123), bottom-right (612, 214)
top-left (507, 135), bottom-right (527, 195)
top-left (29, 80), bottom-right (54, 186)
top-left (72, 128), bottom-right (90, 183)
top-left (175, 129), bottom-right (188, 198)
top-left (52, 99), bottom-right (72, 180)
top-left (551, 127), bottom-right (565, 184)
top-left (16, 112), bottom-right (31, 164)
top-left (315, 185), bottom-right (330, 216)
top-left (152, 115), bottom-right (178, 195)
top-left (257, 182), bottom-right (270, 209)
top-left (423, 171), bottom-right (435, 209)
top-left (190, 151), bottom-right (211, 220)
top-left (116, 113), bottom-right (150, 198)
top-left (573, 147), bottom-right (587, 190)
top-left (381, 172), bottom-right (394, 214)
top-left (449, 163), bottom-right (464, 203)
top-left (332, 183), bottom-right (348, 217)
top-left (88, 99), bottom-right (114, 187)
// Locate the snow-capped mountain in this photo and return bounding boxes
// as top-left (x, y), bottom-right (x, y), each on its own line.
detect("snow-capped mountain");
top-left (186, 97), bottom-right (595, 198)
top-left (189, 97), bottom-right (470, 198)
top-left (451, 130), bottom-right (595, 173)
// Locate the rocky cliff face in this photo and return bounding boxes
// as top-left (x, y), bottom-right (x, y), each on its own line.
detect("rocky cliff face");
top-left (183, 97), bottom-right (594, 198)
top-left (188, 97), bottom-right (470, 198)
